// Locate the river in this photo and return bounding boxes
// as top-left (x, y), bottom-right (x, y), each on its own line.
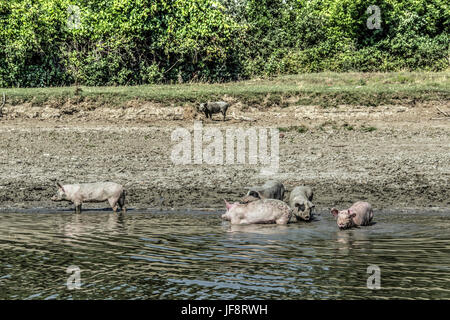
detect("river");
top-left (0, 209), bottom-right (449, 299)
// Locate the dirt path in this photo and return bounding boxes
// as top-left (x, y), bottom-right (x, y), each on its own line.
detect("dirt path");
top-left (0, 100), bottom-right (449, 211)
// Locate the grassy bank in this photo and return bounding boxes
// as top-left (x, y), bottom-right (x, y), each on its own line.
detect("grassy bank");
top-left (2, 72), bottom-right (449, 109)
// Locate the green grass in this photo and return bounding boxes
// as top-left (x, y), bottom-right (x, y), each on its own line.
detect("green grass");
top-left (1, 72), bottom-right (449, 108)
top-left (361, 125), bottom-right (377, 132)
top-left (342, 123), bottom-right (354, 131)
top-left (278, 125), bottom-right (309, 133)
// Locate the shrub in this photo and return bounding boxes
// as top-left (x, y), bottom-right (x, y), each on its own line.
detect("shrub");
top-left (0, 0), bottom-right (448, 87)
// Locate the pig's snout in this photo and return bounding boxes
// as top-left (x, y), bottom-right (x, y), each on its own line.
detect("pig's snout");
top-left (300, 211), bottom-right (311, 221)
top-left (294, 202), bottom-right (312, 221)
top-left (51, 194), bottom-right (64, 201)
top-left (337, 220), bottom-right (349, 229)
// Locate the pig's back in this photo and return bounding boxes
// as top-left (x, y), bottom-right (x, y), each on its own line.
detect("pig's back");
top-left (208, 101), bottom-right (227, 112)
top-left (261, 181), bottom-right (284, 199)
top-left (290, 186), bottom-right (311, 201)
top-left (246, 199), bottom-right (291, 222)
top-left (78, 182), bottom-right (123, 201)
top-left (351, 201), bottom-right (373, 226)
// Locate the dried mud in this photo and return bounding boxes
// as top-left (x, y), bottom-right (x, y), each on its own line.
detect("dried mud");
top-left (0, 100), bottom-right (449, 211)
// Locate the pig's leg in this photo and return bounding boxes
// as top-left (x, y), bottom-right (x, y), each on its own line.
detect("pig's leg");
top-left (108, 197), bottom-right (119, 213)
top-left (222, 111), bottom-right (226, 121)
top-left (74, 203), bottom-right (82, 214)
top-left (276, 215), bottom-right (290, 225)
top-left (118, 192), bottom-right (126, 213)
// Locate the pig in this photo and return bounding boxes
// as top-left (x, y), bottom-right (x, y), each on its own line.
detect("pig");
top-left (241, 180), bottom-right (285, 203)
top-left (330, 201), bottom-right (374, 230)
top-left (198, 101), bottom-right (229, 121)
top-left (222, 198), bottom-right (292, 225)
top-left (289, 186), bottom-right (315, 221)
top-left (51, 182), bottom-right (126, 214)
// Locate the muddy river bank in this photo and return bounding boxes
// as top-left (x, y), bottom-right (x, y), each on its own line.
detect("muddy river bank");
top-left (0, 101), bottom-right (449, 211)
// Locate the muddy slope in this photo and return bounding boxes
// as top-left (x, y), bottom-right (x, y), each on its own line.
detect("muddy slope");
top-left (0, 100), bottom-right (449, 211)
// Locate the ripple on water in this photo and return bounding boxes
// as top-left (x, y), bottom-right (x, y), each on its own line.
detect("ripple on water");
top-left (0, 210), bottom-right (449, 299)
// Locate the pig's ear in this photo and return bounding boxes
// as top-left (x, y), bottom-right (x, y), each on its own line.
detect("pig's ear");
top-left (224, 199), bottom-right (232, 210)
top-left (330, 208), bottom-right (339, 217)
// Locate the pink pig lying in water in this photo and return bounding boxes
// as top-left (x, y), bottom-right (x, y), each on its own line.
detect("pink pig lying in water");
top-left (331, 201), bottom-right (374, 229)
top-left (51, 182), bottom-right (126, 214)
top-left (222, 198), bottom-right (292, 225)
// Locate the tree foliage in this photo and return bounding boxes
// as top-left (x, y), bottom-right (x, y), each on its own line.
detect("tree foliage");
top-left (0, 0), bottom-right (448, 87)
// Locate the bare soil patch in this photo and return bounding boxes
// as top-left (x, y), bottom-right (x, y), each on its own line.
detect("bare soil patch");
top-left (0, 100), bottom-right (449, 211)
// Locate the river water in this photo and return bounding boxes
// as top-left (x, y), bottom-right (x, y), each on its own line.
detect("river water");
top-left (0, 209), bottom-right (449, 300)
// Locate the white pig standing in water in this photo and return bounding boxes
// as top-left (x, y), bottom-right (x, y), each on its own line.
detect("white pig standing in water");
top-left (330, 201), bottom-right (373, 230)
top-left (222, 198), bottom-right (292, 225)
top-left (51, 182), bottom-right (126, 214)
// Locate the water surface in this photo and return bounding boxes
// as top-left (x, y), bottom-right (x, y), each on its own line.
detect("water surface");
top-left (0, 209), bottom-right (449, 299)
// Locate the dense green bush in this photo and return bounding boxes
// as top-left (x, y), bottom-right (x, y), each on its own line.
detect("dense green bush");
top-left (234, 0), bottom-right (449, 75)
top-left (0, 0), bottom-right (448, 87)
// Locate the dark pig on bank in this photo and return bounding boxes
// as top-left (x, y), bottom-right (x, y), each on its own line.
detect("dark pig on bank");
top-left (198, 101), bottom-right (229, 121)
top-left (51, 182), bottom-right (126, 214)
top-left (241, 180), bottom-right (285, 203)
top-left (289, 186), bottom-right (315, 221)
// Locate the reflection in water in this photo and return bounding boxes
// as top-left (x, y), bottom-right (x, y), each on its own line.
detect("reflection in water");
top-left (0, 210), bottom-right (449, 299)
top-left (60, 213), bottom-right (127, 239)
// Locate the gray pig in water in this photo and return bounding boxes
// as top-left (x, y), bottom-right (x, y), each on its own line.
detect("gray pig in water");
top-left (51, 182), bottom-right (126, 214)
top-left (241, 180), bottom-right (285, 203)
top-left (198, 101), bottom-right (229, 121)
top-left (289, 186), bottom-right (315, 221)
top-left (222, 198), bottom-right (292, 225)
top-left (330, 201), bottom-right (373, 229)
